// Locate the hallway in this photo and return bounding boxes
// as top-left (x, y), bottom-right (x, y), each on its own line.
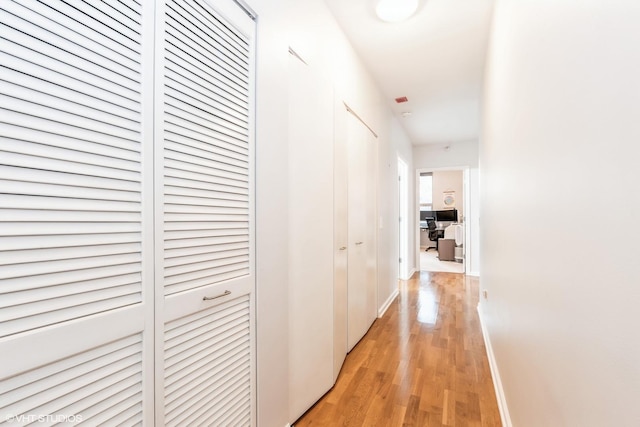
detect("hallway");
top-left (294, 273), bottom-right (501, 426)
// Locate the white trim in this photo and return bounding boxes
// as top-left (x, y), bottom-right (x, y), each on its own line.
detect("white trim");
top-left (404, 268), bottom-right (417, 280)
top-left (477, 306), bottom-right (513, 427)
top-left (378, 287), bottom-right (399, 318)
top-left (467, 271), bottom-right (480, 277)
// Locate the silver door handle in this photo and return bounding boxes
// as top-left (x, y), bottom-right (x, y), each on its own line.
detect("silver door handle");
top-left (203, 290), bottom-right (231, 301)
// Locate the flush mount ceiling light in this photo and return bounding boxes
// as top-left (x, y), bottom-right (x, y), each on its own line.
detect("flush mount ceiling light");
top-left (375, 0), bottom-right (419, 23)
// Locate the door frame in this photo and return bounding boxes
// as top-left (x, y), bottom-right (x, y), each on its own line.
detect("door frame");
top-left (415, 166), bottom-right (472, 274)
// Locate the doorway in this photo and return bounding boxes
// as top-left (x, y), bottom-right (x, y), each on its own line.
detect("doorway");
top-left (417, 168), bottom-right (467, 274)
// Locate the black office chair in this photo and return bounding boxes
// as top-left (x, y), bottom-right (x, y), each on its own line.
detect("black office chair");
top-left (426, 220), bottom-right (438, 251)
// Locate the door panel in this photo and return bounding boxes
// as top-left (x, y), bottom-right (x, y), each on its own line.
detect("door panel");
top-left (0, 0), bottom-right (152, 423)
top-left (156, 0), bottom-right (256, 424)
top-left (346, 112), bottom-right (377, 352)
top-left (163, 292), bottom-right (252, 426)
top-left (287, 54), bottom-right (335, 420)
top-left (333, 101), bottom-right (349, 380)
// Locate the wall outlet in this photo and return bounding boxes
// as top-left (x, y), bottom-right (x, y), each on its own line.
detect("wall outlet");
top-left (482, 290), bottom-right (488, 300)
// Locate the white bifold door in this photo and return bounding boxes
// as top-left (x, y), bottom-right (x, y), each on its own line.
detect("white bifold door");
top-left (345, 111), bottom-right (377, 352)
top-left (156, 0), bottom-right (256, 425)
top-left (0, 0), bottom-right (256, 425)
top-left (286, 54), bottom-right (335, 421)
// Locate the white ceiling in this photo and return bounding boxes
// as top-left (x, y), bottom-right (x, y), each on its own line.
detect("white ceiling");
top-left (324, 0), bottom-right (494, 145)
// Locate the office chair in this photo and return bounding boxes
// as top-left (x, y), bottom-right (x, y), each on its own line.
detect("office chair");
top-left (426, 220), bottom-right (438, 251)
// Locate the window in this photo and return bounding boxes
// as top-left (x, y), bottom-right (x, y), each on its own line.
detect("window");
top-left (419, 173), bottom-right (433, 211)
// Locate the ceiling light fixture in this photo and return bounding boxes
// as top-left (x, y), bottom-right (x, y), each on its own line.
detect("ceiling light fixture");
top-left (375, 0), bottom-right (419, 23)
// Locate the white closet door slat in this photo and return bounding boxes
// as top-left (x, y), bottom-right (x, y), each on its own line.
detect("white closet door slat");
top-left (0, 51), bottom-right (140, 112)
top-left (0, 334), bottom-right (143, 423)
top-left (165, 185), bottom-right (248, 203)
top-left (0, 165), bottom-right (139, 192)
top-left (165, 18), bottom-right (247, 90)
top-left (0, 272), bottom-right (140, 308)
top-left (0, 233), bottom-right (140, 253)
top-left (164, 241), bottom-right (249, 261)
top-left (0, 81), bottom-right (139, 134)
top-left (164, 164), bottom-right (247, 191)
top-left (164, 41), bottom-right (247, 104)
top-left (0, 2), bottom-right (139, 83)
top-left (164, 85), bottom-right (247, 129)
top-left (164, 67), bottom-right (247, 122)
top-left (164, 134), bottom-right (249, 166)
top-left (164, 112), bottom-right (247, 151)
top-left (165, 228), bottom-right (248, 240)
top-left (167, 0), bottom-right (248, 76)
top-left (0, 150), bottom-right (140, 183)
top-left (164, 296), bottom-right (251, 427)
top-left (0, 40), bottom-right (139, 103)
top-left (1, 0), bottom-right (140, 70)
top-left (34, 0), bottom-right (141, 53)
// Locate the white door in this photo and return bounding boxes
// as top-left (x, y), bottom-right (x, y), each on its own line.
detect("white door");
top-left (398, 158), bottom-right (409, 279)
top-left (155, 0), bottom-right (256, 425)
top-left (0, 1), bottom-right (154, 423)
top-left (333, 102), bottom-right (349, 379)
top-left (0, 0), bottom-right (256, 424)
top-left (287, 53), bottom-right (335, 420)
top-left (346, 111), bottom-right (377, 352)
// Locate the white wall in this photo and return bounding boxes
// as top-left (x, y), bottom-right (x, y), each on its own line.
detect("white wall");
top-left (480, 1), bottom-right (640, 426)
top-left (250, 0), bottom-right (414, 424)
top-left (432, 170), bottom-right (464, 217)
top-left (413, 140), bottom-right (479, 169)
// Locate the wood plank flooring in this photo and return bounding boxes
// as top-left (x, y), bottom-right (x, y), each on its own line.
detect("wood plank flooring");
top-left (294, 272), bottom-right (502, 427)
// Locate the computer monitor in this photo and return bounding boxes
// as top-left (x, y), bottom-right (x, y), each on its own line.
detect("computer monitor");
top-left (420, 210), bottom-right (435, 221)
top-left (435, 209), bottom-right (458, 222)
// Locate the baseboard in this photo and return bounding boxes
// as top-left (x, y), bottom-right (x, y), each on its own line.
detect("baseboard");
top-left (466, 270), bottom-right (480, 277)
top-left (378, 287), bottom-right (399, 318)
top-left (402, 268), bottom-right (417, 280)
top-left (477, 306), bottom-right (512, 427)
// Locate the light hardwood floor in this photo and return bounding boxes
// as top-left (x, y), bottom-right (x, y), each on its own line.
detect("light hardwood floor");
top-left (294, 272), bottom-right (502, 427)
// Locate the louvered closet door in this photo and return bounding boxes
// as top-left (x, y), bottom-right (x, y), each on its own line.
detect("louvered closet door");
top-left (0, 0), bottom-right (153, 425)
top-left (155, 0), bottom-right (256, 425)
